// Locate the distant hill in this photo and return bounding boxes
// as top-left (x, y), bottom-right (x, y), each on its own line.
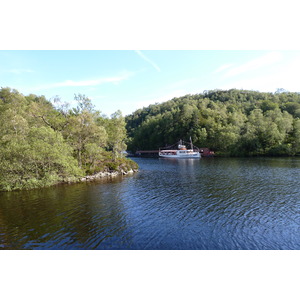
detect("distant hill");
top-left (125, 89), bottom-right (300, 156)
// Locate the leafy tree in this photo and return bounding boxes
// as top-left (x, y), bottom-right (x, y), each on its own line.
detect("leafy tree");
top-left (64, 110), bottom-right (107, 167)
top-left (0, 125), bottom-right (83, 191)
top-left (105, 110), bottom-right (127, 160)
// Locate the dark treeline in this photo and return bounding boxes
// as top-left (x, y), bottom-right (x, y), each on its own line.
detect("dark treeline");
top-left (0, 88), bottom-right (137, 191)
top-left (126, 89), bottom-right (300, 156)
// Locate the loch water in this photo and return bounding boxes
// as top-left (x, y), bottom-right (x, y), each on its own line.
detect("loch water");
top-left (1, 157), bottom-right (300, 250)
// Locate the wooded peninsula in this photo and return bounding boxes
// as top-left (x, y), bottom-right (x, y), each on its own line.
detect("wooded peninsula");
top-left (0, 88), bottom-right (138, 191)
top-left (126, 89), bottom-right (300, 157)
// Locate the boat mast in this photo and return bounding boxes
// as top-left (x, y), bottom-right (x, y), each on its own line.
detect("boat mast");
top-left (190, 136), bottom-right (193, 151)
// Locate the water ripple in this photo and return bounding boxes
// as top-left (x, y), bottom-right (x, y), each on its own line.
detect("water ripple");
top-left (1, 157), bottom-right (300, 249)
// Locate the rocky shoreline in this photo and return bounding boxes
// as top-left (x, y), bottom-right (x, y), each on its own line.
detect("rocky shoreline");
top-left (80, 168), bottom-right (138, 182)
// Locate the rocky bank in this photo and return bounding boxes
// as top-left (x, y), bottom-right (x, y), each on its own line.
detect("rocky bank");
top-left (80, 168), bottom-right (138, 182)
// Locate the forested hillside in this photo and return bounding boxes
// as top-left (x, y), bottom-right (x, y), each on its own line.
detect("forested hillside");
top-left (0, 88), bottom-right (137, 191)
top-left (126, 89), bottom-right (300, 156)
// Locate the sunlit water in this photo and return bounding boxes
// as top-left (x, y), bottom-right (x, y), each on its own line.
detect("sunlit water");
top-left (1, 157), bottom-right (300, 250)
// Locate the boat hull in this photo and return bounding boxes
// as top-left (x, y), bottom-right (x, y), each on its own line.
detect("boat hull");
top-left (159, 152), bottom-right (201, 158)
top-left (159, 140), bottom-right (201, 158)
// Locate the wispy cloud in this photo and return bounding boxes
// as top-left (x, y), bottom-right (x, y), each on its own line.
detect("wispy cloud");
top-left (220, 56), bottom-right (300, 93)
top-left (54, 75), bottom-right (129, 87)
top-left (224, 51), bottom-right (282, 77)
top-left (33, 71), bottom-right (133, 90)
top-left (213, 64), bottom-right (233, 74)
top-left (135, 50), bottom-right (161, 72)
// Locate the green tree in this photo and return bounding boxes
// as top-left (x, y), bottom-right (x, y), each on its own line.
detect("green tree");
top-left (106, 110), bottom-right (127, 160)
top-left (64, 110), bottom-right (107, 168)
top-left (0, 125), bottom-right (83, 191)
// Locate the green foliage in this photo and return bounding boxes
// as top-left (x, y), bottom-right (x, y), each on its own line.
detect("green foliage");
top-left (0, 124), bottom-right (84, 191)
top-left (106, 157), bottom-right (138, 172)
top-left (126, 89), bottom-right (300, 157)
top-left (105, 110), bottom-right (127, 160)
top-left (0, 88), bottom-right (135, 191)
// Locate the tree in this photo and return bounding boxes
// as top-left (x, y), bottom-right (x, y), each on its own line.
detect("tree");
top-left (64, 110), bottom-right (107, 168)
top-left (290, 119), bottom-right (300, 155)
top-left (0, 124), bottom-right (83, 191)
top-left (106, 110), bottom-right (127, 160)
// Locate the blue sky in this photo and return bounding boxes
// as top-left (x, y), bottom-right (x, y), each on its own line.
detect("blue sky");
top-left (1, 50), bottom-right (300, 116)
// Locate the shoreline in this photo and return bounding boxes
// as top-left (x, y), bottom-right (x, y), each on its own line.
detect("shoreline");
top-left (0, 169), bottom-right (139, 192)
top-left (80, 168), bottom-right (138, 182)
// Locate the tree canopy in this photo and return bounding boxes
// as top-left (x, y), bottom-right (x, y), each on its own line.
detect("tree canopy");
top-left (126, 89), bottom-right (300, 156)
top-left (0, 88), bottom-right (137, 191)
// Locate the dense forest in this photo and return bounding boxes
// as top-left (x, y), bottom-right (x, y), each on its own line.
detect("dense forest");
top-left (126, 89), bottom-right (300, 156)
top-left (0, 88), bottom-right (137, 191)
top-left (2, 87), bottom-right (300, 190)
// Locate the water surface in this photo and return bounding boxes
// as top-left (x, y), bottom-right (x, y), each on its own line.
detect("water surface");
top-left (1, 157), bottom-right (300, 249)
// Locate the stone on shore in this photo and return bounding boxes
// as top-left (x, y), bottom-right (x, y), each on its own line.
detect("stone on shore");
top-left (80, 169), bottom-right (137, 182)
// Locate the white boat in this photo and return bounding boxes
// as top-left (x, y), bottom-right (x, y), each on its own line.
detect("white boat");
top-left (159, 140), bottom-right (201, 158)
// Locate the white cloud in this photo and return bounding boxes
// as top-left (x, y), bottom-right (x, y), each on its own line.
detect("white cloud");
top-left (55, 76), bottom-right (124, 87)
top-left (224, 51), bottom-right (282, 77)
top-left (33, 71), bottom-right (133, 90)
top-left (135, 50), bottom-right (161, 72)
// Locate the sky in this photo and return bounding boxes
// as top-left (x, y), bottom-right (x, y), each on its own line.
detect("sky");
top-left (1, 50), bottom-right (300, 116)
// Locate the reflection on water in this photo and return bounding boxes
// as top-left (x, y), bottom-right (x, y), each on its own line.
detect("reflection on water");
top-left (1, 157), bottom-right (300, 249)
